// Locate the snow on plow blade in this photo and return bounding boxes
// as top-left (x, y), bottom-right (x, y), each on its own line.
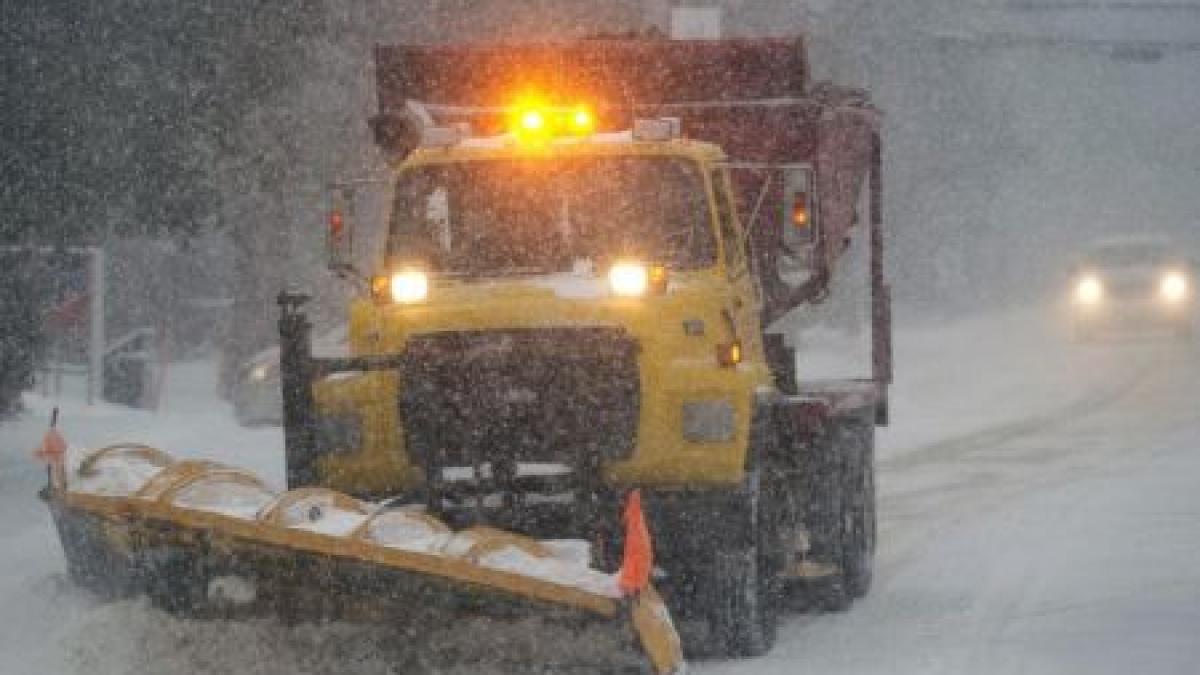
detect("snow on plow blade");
top-left (44, 444), bottom-right (683, 674)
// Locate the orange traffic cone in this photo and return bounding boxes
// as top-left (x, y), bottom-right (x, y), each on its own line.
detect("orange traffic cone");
top-left (617, 489), bottom-right (653, 596)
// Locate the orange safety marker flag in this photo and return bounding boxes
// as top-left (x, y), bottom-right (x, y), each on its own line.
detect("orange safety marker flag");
top-left (32, 409), bottom-right (67, 488)
top-left (617, 489), bottom-right (653, 596)
top-left (33, 427), bottom-right (67, 464)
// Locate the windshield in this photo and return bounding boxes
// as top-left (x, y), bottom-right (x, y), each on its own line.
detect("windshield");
top-left (386, 156), bottom-right (716, 276)
top-left (1085, 242), bottom-right (1171, 268)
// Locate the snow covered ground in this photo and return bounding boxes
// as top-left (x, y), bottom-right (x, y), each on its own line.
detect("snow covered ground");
top-left (1, 305), bottom-right (1198, 674)
top-left (705, 310), bottom-right (1200, 675)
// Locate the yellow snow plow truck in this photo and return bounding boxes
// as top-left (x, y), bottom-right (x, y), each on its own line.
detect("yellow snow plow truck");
top-left (45, 36), bottom-right (889, 672)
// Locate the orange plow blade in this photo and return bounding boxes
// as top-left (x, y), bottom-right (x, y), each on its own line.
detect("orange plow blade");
top-left (44, 444), bottom-right (684, 674)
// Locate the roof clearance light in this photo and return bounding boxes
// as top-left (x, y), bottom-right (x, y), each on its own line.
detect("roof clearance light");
top-left (420, 125), bottom-right (465, 148)
top-left (633, 117), bottom-right (682, 142)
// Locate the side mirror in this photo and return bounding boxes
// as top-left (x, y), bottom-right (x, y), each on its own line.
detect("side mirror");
top-left (783, 168), bottom-right (817, 246)
top-left (775, 167), bottom-right (819, 285)
top-left (326, 185), bottom-right (356, 273)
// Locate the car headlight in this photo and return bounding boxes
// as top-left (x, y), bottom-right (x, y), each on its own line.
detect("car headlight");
top-left (1075, 276), bottom-right (1103, 305)
top-left (1160, 272), bottom-right (1189, 303)
top-left (389, 268), bottom-right (429, 304)
top-left (682, 400), bottom-right (736, 443)
top-left (249, 364), bottom-right (273, 382)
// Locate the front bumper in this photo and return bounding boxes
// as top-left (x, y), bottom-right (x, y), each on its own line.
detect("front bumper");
top-left (1072, 298), bottom-right (1193, 332)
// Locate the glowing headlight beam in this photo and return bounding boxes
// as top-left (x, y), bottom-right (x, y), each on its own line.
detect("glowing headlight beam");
top-left (1160, 272), bottom-right (1189, 303)
top-left (1076, 276), bottom-right (1104, 305)
top-left (389, 269), bottom-right (429, 304)
top-left (609, 262), bottom-right (650, 297)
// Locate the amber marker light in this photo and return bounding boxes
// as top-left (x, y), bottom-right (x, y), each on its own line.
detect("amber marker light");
top-left (520, 108), bottom-right (546, 132)
top-left (509, 96), bottom-right (554, 146)
top-left (717, 340), bottom-right (743, 367)
top-left (568, 105), bottom-right (596, 135)
top-left (648, 264), bottom-right (669, 294)
top-left (370, 274), bottom-right (390, 302)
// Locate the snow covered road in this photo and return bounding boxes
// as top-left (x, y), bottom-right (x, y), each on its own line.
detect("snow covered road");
top-left (704, 318), bottom-right (1200, 675)
top-left (2, 307), bottom-right (1198, 674)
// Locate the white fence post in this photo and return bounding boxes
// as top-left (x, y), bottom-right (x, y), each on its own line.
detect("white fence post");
top-left (88, 246), bottom-right (106, 405)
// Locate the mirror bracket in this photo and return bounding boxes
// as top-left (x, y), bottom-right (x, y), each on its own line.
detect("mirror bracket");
top-left (325, 177), bottom-right (389, 296)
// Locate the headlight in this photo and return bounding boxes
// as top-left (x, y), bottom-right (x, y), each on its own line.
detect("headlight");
top-left (682, 400), bottom-right (736, 443)
top-left (1160, 272), bottom-right (1189, 303)
top-left (250, 364), bottom-right (272, 382)
top-left (1075, 276), bottom-right (1103, 305)
top-left (609, 261), bottom-right (668, 297)
top-left (609, 261), bottom-right (649, 297)
top-left (389, 268), bottom-right (429, 304)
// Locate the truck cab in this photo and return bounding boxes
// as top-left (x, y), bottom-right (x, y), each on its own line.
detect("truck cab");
top-left (279, 37), bottom-right (889, 657)
top-left (313, 126), bottom-right (772, 499)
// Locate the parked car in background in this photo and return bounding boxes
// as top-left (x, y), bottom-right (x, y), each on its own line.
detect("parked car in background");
top-left (1069, 236), bottom-right (1195, 340)
top-left (232, 325), bottom-right (347, 426)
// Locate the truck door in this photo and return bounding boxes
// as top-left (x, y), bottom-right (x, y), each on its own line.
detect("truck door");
top-left (712, 168), bottom-right (761, 356)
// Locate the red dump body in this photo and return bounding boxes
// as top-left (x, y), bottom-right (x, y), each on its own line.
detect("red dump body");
top-left (375, 39), bottom-right (809, 108)
top-left (372, 38), bottom-right (891, 409)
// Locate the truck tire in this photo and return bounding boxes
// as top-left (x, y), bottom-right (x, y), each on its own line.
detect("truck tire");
top-left (704, 470), bottom-right (779, 657)
top-left (710, 545), bottom-right (776, 657)
top-left (799, 414), bottom-right (876, 610)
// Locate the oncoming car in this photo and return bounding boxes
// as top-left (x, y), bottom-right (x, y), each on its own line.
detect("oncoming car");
top-left (1069, 237), bottom-right (1195, 340)
top-left (231, 325), bottom-right (347, 426)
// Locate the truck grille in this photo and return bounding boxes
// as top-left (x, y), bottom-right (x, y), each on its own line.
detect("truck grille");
top-left (400, 328), bottom-right (640, 473)
top-left (1106, 278), bottom-right (1154, 300)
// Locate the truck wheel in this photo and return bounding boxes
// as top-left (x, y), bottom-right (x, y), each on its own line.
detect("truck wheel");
top-left (843, 418), bottom-right (876, 599)
top-left (709, 544), bottom-right (777, 657)
top-left (705, 473), bottom-right (779, 657)
top-left (799, 415), bottom-right (876, 610)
